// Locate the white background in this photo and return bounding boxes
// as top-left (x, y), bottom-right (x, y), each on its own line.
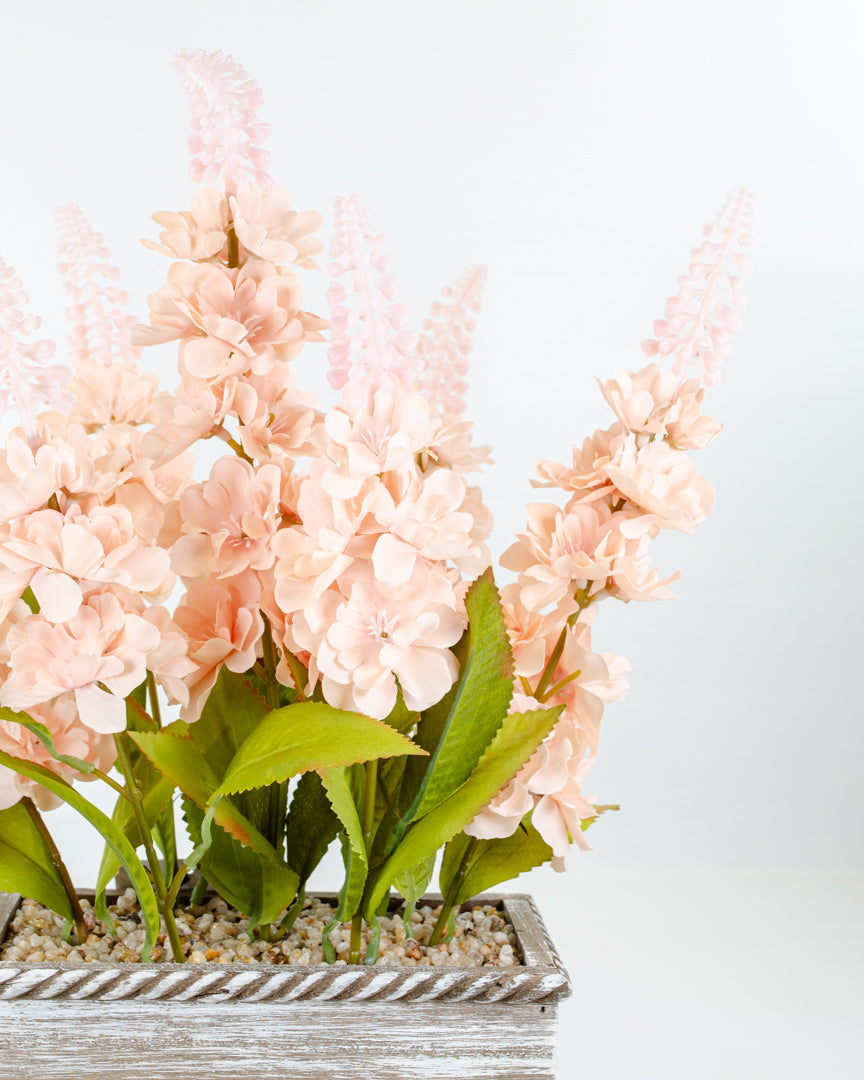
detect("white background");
top-left (1, 2), bottom-right (862, 1077)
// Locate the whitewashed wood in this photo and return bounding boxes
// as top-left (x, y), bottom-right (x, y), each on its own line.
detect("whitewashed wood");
top-left (0, 891), bottom-right (570, 1078)
top-left (0, 1000), bottom-right (560, 1079)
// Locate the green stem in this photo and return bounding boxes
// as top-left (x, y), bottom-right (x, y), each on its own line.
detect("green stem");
top-left (146, 671), bottom-right (162, 727)
top-left (112, 733), bottom-right (185, 963)
top-left (533, 626), bottom-right (568, 701)
top-left (261, 615), bottom-right (287, 853)
top-left (538, 667), bottom-right (583, 704)
top-left (22, 798), bottom-right (87, 946)
top-left (349, 761), bottom-right (379, 964)
top-left (429, 836), bottom-right (479, 947)
top-left (348, 911), bottom-right (364, 964)
top-left (91, 768), bottom-right (130, 800)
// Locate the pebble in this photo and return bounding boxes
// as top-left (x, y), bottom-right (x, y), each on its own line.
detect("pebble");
top-left (0, 893), bottom-right (522, 968)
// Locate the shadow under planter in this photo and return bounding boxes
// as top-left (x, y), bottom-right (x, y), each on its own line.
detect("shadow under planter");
top-left (0, 891), bottom-right (571, 1080)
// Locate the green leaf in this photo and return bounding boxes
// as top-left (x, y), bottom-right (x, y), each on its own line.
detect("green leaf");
top-left (395, 571), bottom-right (514, 842)
top-left (0, 706), bottom-right (95, 774)
top-left (362, 705), bottom-right (563, 920)
top-left (284, 771), bottom-right (340, 886)
top-left (0, 802), bottom-right (74, 921)
top-left (183, 797), bottom-right (298, 927)
top-left (319, 766), bottom-right (368, 923)
top-left (21, 586), bottom-right (39, 614)
top-left (130, 728), bottom-right (291, 861)
top-left (94, 754), bottom-right (175, 904)
top-left (0, 749), bottom-right (160, 958)
top-left (213, 701), bottom-right (427, 800)
top-left (392, 854), bottom-right (436, 905)
top-left (440, 814), bottom-right (554, 905)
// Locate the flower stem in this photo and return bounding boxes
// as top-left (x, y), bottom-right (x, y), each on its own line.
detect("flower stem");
top-left (261, 614), bottom-right (287, 854)
top-left (429, 836), bottom-right (479, 947)
top-left (533, 626), bottom-right (568, 701)
top-left (146, 670), bottom-right (162, 727)
top-left (22, 798), bottom-right (88, 946)
top-left (348, 760), bottom-right (379, 964)
top-left (112, 733), bottom-right (185, 963)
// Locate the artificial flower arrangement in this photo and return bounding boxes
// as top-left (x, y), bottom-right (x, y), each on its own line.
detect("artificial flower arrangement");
top-left (0, 51), bottom-right (752, 965)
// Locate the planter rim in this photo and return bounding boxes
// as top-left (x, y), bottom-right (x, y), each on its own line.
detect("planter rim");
top-left (0, 890), bottom-right (571, 1005)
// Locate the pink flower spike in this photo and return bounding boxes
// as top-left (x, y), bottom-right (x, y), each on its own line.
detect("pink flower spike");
top-left (641, 189), bottom-right (754, 386)
top-left (0, 258), bottom-right (72, 442)
top-left (416, 263), bottom-right (488, 418)
top-left (173, 49), bottom-right (273, 194)
top-left (55, 204), bottom-right (141, 368)
top-left (326, 194), bottom-right (419, 403)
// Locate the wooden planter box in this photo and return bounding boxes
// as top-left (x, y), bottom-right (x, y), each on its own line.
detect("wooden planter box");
top-left (0, 890), bottom-right (570, 1080)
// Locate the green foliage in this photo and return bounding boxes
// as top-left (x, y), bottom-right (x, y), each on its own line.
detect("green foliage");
top-left (440, 815), bottom-right (554, 905)
top-left (319, 766), bottom-right (368, 923)
top-left (183, 798), bottom-right (298, 928)
top-left (130, 669), bottom-right (300, 922)
top-left (390, 572), bottom-right (514, 853)
top-left (0, 802), bottom-right (74, 921)
top-left (284, 771), bottom-right (340, 886)
top-left (362, 704), bottom-right (563, 919)
top-left (213, 701), bottom-right (427, 800)
top-left (392, 854), bottom-right (436, 905)
top-left (0, 748), bottom-right (161, 958)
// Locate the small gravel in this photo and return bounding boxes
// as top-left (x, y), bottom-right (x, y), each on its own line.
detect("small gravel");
top-left (0, 891), bottom-right (522, 967)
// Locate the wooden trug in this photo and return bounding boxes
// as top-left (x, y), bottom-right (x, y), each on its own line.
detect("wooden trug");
top-left (0, 892), bottom-right (570, 1079)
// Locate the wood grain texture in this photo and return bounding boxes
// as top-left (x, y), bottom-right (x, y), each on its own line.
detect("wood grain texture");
top-left (0, 892), bottom-right (570, 1078)
top-left (0, 1000), bottom-right (559, 1079)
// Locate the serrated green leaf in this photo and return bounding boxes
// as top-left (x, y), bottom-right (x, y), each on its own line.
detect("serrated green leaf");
top-left (183, 798), bottom-right (298, 927)
top-left (394, 572), bottom-right (514, 845)
top-left (213, 702), bottom-right (426, 800)
top-left (319, 766), bottom-right (367, 923)
top-left (0, 749), bottom-right (160, 958)
top-left (129, 728), bottom-right (288, 860)
top-left (392, 854), bottom-right (436, 905)
top-left (440, 813), bottom-right (554, 905)
top-left (0, 706), bottom-right (95, 774)
top-left (362, 705), bottom-right (562, 920)
top-left (284, 771), bottom-right (340, 886)
top-left (0, 802), bottom-right (74, 921)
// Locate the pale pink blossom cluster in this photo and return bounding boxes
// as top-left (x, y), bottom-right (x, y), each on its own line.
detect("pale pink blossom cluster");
top-left (466, 194), bottom-right (751, 865)
top-left (173, 49), bottom-right (273, 193)
top-left (0, 49), bottom-right (750, 881)
top-left (642, 188), bottom-right (753, 386)
top-left (0, 217), bottom-right (194, 806)
top-left (0, 260), bottom-right (72, 443)
top-left (415, 263), bottom-right (488, 419)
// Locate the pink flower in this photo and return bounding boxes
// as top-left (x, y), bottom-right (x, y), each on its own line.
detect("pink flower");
top-left (67, 359), bottom-right (158, 430)
top-left (173, 572), bottom-right (264, 721)
top-left (0, 592), bottom-right (161, 734)
top-left (133, 261), bottom-right (326, 386)
top-left (0, 505), bottom-right (173, 623)
top-left (598, 364), bottom-right (722, 450)
top-left (142, 184), bottom-right (324, 270)
top-left (231, 184), bottom-right (324, 268)
top-left (0, 695), bottom-right (116, 811)
top-left (172, 455), bottom-right (282, 580)
top-left (602, 440), bottom-right (715, 533)
top-left (233, 365), bottom-right (321, 462)
top-left (291, 563), bottom-right (463, 719)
